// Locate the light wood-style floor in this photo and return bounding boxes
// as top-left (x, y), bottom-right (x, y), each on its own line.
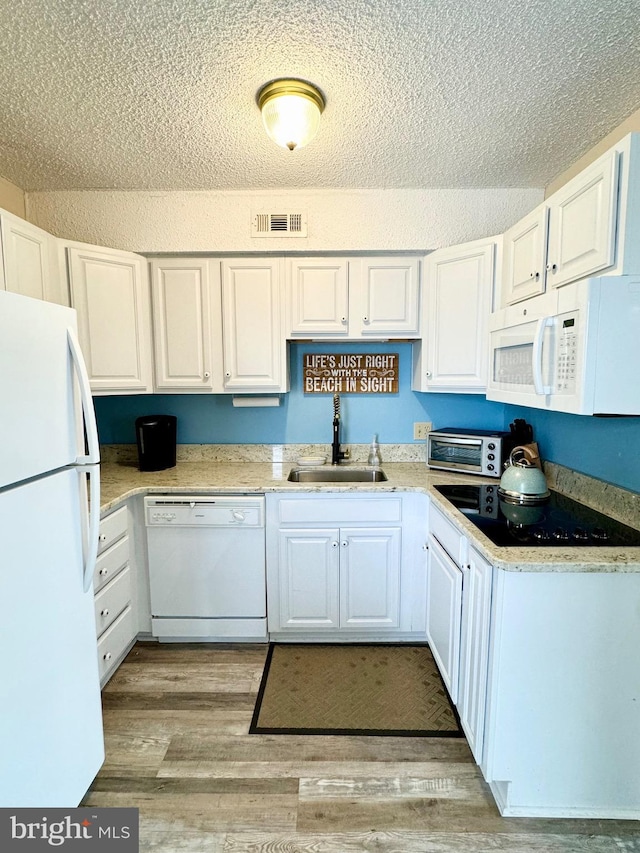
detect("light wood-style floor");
top-left (83, 643), bottom-right (640, 852)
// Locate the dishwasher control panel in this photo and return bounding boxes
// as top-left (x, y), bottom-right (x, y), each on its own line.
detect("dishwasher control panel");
top-left (144, 496), bottom-right (265, 527)
top-left (151, 511), bottom-right (178, 523)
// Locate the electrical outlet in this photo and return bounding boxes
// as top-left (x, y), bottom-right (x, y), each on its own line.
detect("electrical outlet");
top-left (413, 422), bottom-right (432, 440)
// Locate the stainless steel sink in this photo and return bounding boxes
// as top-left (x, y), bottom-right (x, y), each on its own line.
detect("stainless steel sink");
top-left (287, 466), bottom-right (388, 483)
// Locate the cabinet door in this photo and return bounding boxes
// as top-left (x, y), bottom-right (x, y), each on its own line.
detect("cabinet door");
top-left (0, 213), bottom-right (63, 304)
top-left (340, 527), bottom-right (401, 629)
top-left (68, 244), bottom-right (152, 394)
top-left (287, 258), bottom-right (349, 336)
top-left (353, 257), bottom-right (420, 336)
top-left (150, 258), bottom-right (223, 392)
top-left (426, 534), bottom-right (463, 702)
top-left (458, 547), bottom-right (493, 763)
top-left (546, 149), bottom-right (619, 288)
top-left (221, 258), bottom-right (287, 392)
top-left (275, 528), bottom-right (340, 630)
top-left (418, 239), bottom-right (495, 392)
top-left (501, 205), bottom-right (549, 306)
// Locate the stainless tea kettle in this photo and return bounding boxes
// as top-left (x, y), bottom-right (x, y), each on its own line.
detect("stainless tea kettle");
top-left (498, 446), bottom-right (550, 505)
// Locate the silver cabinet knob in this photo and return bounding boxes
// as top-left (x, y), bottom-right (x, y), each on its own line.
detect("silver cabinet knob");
top-left (204, 371), bottom-right (210, 379)
top-left (98, 534), bottom-right (106, 542)
top-left (103, 652), bottom-right (112, 661)
top-left (546, 263), bottom-right (558, 273)
top-left (99, 568), bottom-right (108, 576)
top-left (341, 317), bottom-right (347, 323)
top-left (100, 608), bottom-right (109, 617)
top-left (425, 370), bottom-right (431, 378)
top-left (332, 541), bottom-right (339, 547)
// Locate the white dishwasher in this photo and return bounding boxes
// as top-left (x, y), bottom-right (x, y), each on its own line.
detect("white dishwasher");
top-left (144, 495), bottom-right (267, 641)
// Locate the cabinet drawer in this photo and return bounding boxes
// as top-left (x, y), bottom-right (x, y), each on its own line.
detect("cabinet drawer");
top-left (430, 503), bottom-right (467, 567)
top-left (94, 534), bottom-right (129, 593)
top-left (97, 605), bottom-right (135, 683)
top-left (277, 497), bottom-right (402, 525)
top-left (94, 565), bottom-right (132, 638)
top-left (98, 505), bottom-right (128, 554)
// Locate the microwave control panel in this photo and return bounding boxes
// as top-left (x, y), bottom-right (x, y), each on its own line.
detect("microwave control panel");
top-left (555, 312), bottom-right (578, 394)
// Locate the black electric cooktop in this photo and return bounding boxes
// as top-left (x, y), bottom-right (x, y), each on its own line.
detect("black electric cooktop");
top-left (434, 483), bottom-right (640, 547)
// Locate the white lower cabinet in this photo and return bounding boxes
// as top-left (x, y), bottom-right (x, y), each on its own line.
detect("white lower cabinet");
top-left (426, 503), bottom-right (492, 751)
top-left (482, 568), bottom-right (640, 818)
top-left (457, 545), bottom-right (493, 762)
top-left (275, 529), bottom-right (340, 630)
top-left (426, 534), bottom-right (462, 703)
top-left (428, 495), bottom-right (640, 819)
top-left (94, 505), bottom-right (137, 686)
top-left (266, 493), bottom-right (426, 639)
top-left (275, 526), bottom-right (401, 631)
top-left (97, 606), bottom-right (135, 684)
top-left (340, 527), bottom-right (401, 628)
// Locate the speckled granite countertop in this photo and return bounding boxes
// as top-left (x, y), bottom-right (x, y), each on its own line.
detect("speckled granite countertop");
top-left (100, 451), bottom-right (640, 574)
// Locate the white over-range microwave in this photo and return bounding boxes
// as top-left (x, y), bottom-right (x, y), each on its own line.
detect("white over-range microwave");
top-left (486, 276), bottom-right (640, 415)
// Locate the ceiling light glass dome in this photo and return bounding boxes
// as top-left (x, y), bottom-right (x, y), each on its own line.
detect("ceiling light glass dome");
top-left (258, 79), bottom-right (325, 151)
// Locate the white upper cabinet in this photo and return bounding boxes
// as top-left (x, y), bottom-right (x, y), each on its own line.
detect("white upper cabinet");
top-left (501, 204), bottom-right (549, 306)
top-left (545, 148), bottom-right (619, 289)
top-left (67, 243), bottom-right (153, 395)
top-left (287, 258), bottom-right (349, 336)
top-left (413, 237), bottom-right (498, 393)
top-left (499, 133), bottom-right (640, 307)
top-left (0, 212), bottom-right (67, 305)
top-left (221, 257), bottom-right (288, 393)
top-left (285, 256), bottom-right (421, 339)
top-left (150, 258), bottom-right (223, 393)
top-left (351, 257), bottom-right (420, 337)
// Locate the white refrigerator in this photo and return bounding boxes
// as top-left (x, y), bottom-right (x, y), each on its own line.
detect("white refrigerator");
top-left (0, 290), bottom-right (104, 806)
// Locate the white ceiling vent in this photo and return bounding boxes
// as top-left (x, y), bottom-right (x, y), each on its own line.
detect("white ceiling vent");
top-left (251, 211), bottom-right (307, 237)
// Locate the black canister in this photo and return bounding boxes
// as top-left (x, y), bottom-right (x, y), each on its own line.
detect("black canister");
top-left (135, 415), bottom-right (177, 471)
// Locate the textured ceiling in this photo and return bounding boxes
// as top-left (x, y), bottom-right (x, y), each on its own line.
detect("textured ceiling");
top-left (1, 0), bottom-right (640, 192)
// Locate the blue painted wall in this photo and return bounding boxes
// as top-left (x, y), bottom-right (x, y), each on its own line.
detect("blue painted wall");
top-left (503, 405), bottom-right (640, 494)
top-left (95, 342), bottom-right (506, 445)
top-left (94, 342), bottom-right (640, 494)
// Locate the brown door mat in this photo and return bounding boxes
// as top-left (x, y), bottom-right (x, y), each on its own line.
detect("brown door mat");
top-left (250, 643), bottom-right (463, 737)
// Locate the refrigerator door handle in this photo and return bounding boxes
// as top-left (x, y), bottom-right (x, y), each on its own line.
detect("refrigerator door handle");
top-left (67, 327), bottom-right (100, 464)
top-left (82, 464), bottom-right (101, 593)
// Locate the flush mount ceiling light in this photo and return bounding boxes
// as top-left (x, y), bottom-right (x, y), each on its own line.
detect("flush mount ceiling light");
top-left (257, 78), bottom-right (325, 151)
